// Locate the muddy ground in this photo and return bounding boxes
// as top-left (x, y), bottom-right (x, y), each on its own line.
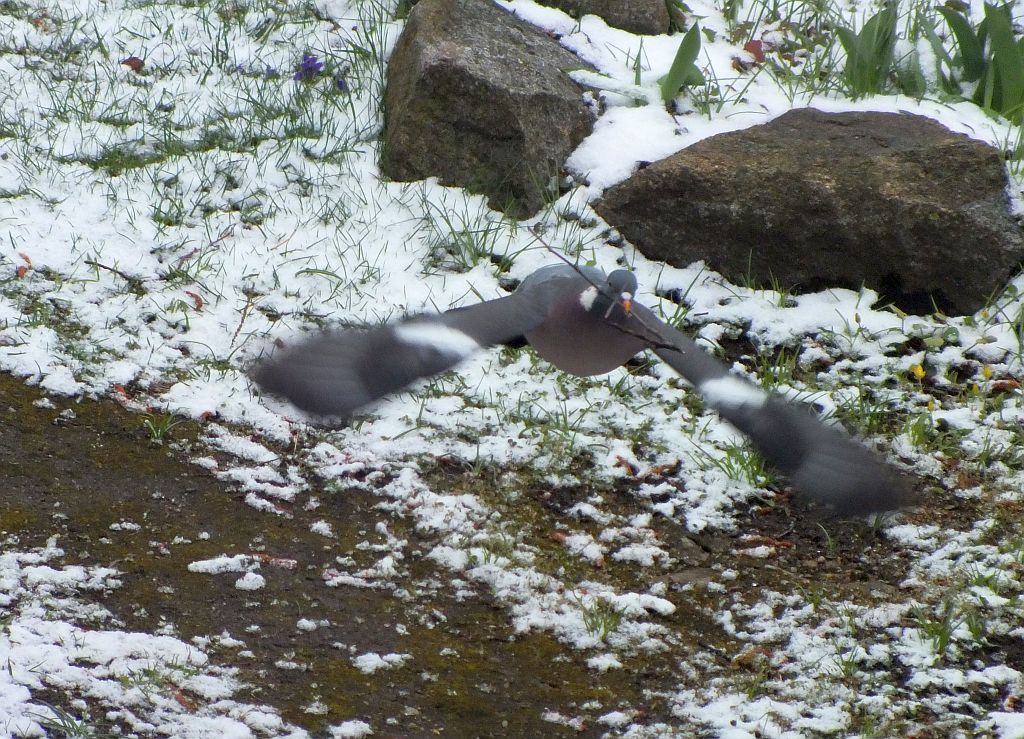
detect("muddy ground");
top-left (0, 371), bottom-right (985, 737)
top-left (2, 373), bottom-right (642, 736)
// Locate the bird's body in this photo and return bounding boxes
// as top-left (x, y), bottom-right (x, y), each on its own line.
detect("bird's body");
top-left (253, 263), bottom-right (913, 514)
top-left (519, 265), bottom-right (648, 375)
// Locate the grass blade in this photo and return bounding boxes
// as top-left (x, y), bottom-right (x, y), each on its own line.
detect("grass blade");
top-left (923, 16), bottom-right (960, 92)
top-left (937, 6), bottom-right (985, 81)
top-left (983, 1), bottom-right (1024, 122)
top-left (837, 5), bottom-right (896, 97)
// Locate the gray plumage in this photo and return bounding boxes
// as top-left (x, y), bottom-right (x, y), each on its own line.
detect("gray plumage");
top-left (253, 263), bottom-right (913, 514)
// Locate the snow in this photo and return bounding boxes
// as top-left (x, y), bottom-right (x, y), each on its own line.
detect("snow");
top-left (311, 520), bottom-right (336, 538)
top-left (328, 720), bottom-right (374, 738)
top-left (0, 539), bottom-right (300, 736)
top-left (351, 652), bottom-right (411, 674)
top-left (587, 653), bottom-right (623, 672)
top-left (598, 709), bottom-right (633, 726)
top-left (1, 0), bottom-right (1024, 735)
top-left (234, 572), bottom-right (267, 591)
top-left (992, 712), bottom-right (1024, 739)
top-left (188, 555), bottom-right (256, 575)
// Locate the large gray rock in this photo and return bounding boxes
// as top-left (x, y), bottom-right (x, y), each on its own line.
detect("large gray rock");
top-left (595, 109), bottom-right (1024, 315)
top-left (537, 0), bottom-right (670, 35)
top-left (381, 0), bottom-right (596, 217)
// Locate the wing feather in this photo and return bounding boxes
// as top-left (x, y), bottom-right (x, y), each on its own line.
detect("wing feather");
top-left (253, 292), bottom-right (548, 418)
top-left (630, 306), bottom-right (912, 514)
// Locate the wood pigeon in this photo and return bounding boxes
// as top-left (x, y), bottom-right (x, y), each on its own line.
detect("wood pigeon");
top-left (253, 264), bottom-right (913, 514)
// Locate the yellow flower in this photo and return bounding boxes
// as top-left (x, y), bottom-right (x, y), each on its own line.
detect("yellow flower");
top-left (982, 365), bottom-right (993, 380)
top-left (927, 398), bottom-right (935, 412)
top-left (911, 364), bottom-right (926, 380)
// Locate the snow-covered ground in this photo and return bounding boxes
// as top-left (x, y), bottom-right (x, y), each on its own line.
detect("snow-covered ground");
top-left (1, 0), bottom-right (1023, 735)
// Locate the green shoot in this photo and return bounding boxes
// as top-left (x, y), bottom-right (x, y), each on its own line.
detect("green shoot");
top-left (836, 4), bottom-right (898, 98)
top-left (659, 23), bottom-right (706, 105)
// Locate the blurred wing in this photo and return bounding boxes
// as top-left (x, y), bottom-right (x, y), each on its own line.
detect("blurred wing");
top-left (253, 293), bottom-right (547, 418)
top-left (630, 305), bottom-right (913, 514)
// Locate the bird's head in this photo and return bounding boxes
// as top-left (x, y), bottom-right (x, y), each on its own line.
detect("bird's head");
top-left (578, 269), bottom-right (637, 319)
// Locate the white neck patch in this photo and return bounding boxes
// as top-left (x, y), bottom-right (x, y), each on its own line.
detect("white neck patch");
top-left (698, 376), bottom-right (768, 410)
top-left (393, 322), bottom-right (481, 359)
top-left (579, 286), bottom-right (599, 312)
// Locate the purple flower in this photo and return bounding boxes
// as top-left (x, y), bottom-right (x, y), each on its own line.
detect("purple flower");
top-left (334, 75), bottom-right (349, 93)
top-left (293, 53), bottom-right (324, 81)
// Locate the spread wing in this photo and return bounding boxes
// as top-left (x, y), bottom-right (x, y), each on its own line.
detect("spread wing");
top-left (253, 267), bottom-right (913, 514)
top-left (252, 293), bottom-right (549, 419)
top-left (627, 305), bottom-right (913, 514)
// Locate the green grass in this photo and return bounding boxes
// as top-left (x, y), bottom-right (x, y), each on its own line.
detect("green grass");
top-left (143, 412), bottom-right (186, 444)
top-left (31, 703), bottom-right (96, 738)
top-left (717, 0), bottom-right (1024, 142)
top-left (419, 194), bottom-right (517, 274)
top-left (693, 438), bottom-right (775, 488)
top-left (575, 593), bottom-right (625, 641)
top-left (911, 599), bottom-right (962, 660)
top-left (836, 4), bottom-right (898, 99)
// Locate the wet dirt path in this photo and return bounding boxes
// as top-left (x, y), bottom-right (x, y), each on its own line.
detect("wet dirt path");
top-left (2, 370), bottom-right (958, 737)
top-left (0, 373), bottom-right (663, 736)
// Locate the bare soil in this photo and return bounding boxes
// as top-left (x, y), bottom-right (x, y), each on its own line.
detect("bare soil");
top-left (1, 371), bottom-right (1004, 737)
top-left (0, 374), bottom-right (677, 736)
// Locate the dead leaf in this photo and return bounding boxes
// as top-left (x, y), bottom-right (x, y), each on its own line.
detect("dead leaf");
top-left (121, 56), bottom-right (144, 73)
top-left (171, 688), bottom-right (197, 712)
top-left (991, 379), bottom-right (1021, 393)
top-left (251, 552), bottom-right (299, 570)
top-left (613, 455), bottom-right (639, 476)
top-left (184, 290), bottom-right (204, 311)
top-left (743, 39), bottom-right (766, 63)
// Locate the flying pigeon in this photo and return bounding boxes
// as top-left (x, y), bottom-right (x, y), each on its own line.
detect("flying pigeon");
top-left (253, 263), bottom-right (912, 514)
